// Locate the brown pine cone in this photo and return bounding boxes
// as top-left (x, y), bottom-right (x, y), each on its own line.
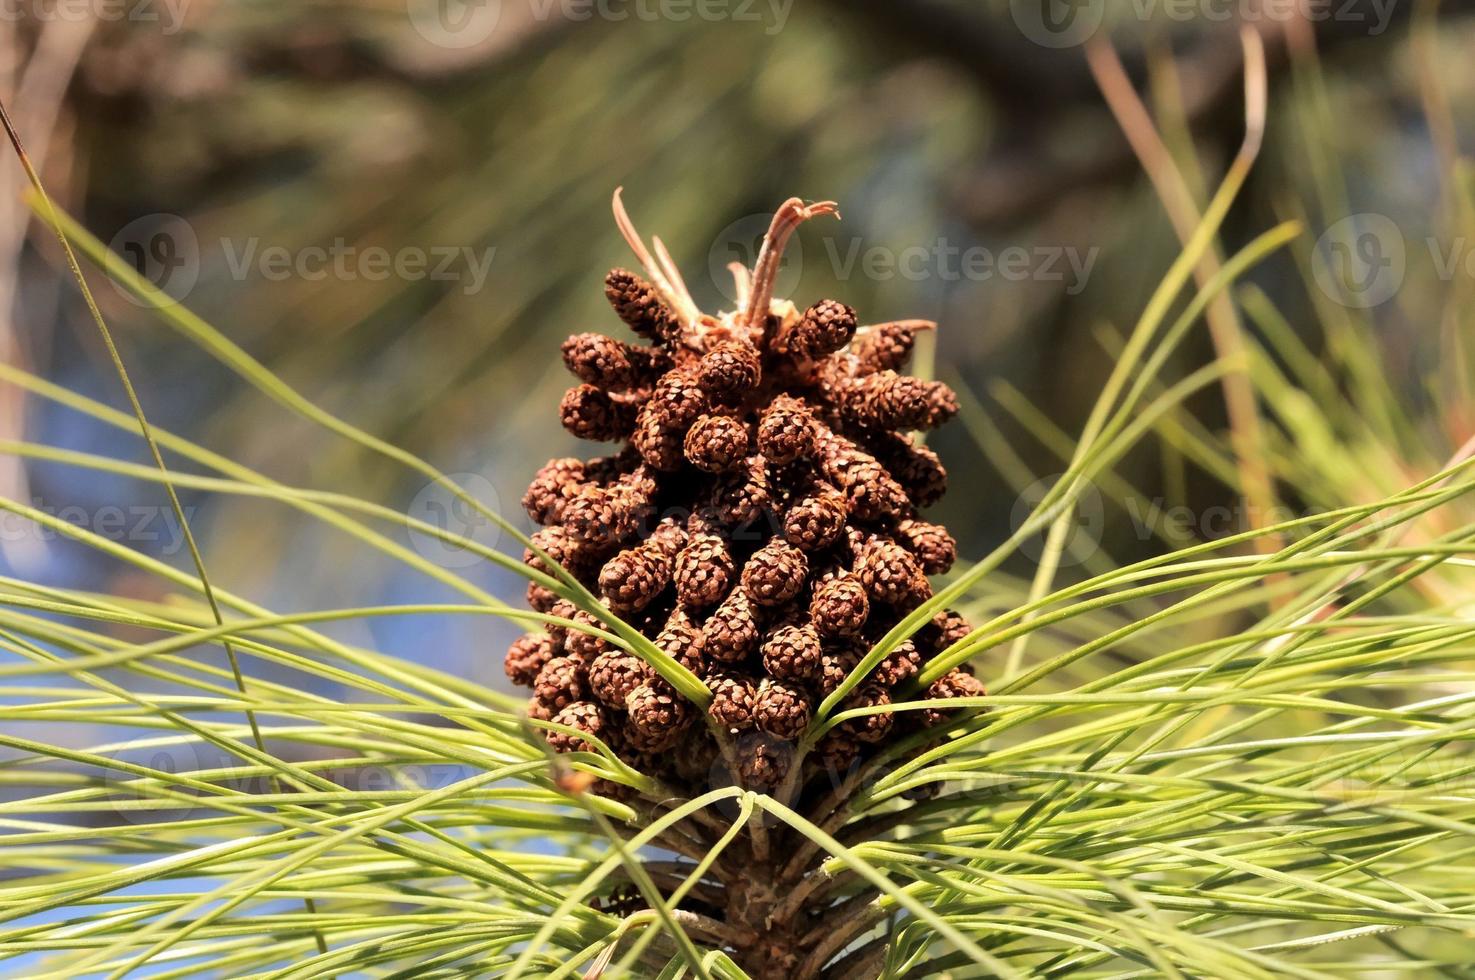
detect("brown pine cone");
top-left (707, 457), bottom-right (772, 527)
top-left (526, 697), bottom-right (555, 723)
top-left (674, 530), bottom-right (735, 609)
top-left (753, 679), bottom-right (812, 739)
top-left (786, 298), bottom-right (856, 359)
top-left (809, 573), bottom-right (869, 638)
top-left (697, 340), bottom-right (762, 402)
top-left (522, 457), bottom-right (585, 525)
top-left (671, 732), bottom-right (719, 782)
top-left (928, 609), bottom-right (974, 651)
top-left (757, 396), bottom-right (819, 465)
top-left (546, 701), bottom-right (610, 754)
top-left (868, 432), bottom-right (947, 508)
top-left (565, 607), bottom-right (614, 662)
top-left (896, 518), bottom-right (957, 575)
top-left (684, 414), bottom-right (750, 473)
top-left (851, 320), bottom-right (924, 373)
top-left (655, 606), bottom-right (705, 676)
top-left (561, 333), bottom-right (639, 390)
top-left (524, 526), bottom-right (596, 580)
top-left (534, 656), bottom-right (587, 710)
top-left (563, 470), bottom-right (655, 545)
top-left (816, 429), bottom-right (910, 520)
top-left (588, 652), bottom-right (653, 707)
top-left (626, 681), bottom-right (693, 747)
top-left (734, 732), bottom-right (793, 790)
top-left (631, 404), bottom-right (685, 471)
top-left (504, 634), bottom-right (555, 687)
top-left (707, 671), bottom-right (757, 733)
top-left (526, 580), bottom-right (560, 615)
top-left (782, 481), bottom-right (848, 551)
top-left (923, 669), bottom-right (988, 727)
top-left (841, 684), bottom-right (893, 743)
top-left (544, 598), bottom-right (579, 653)
top-left (560, 384), bottom-right (637, 441)
top-left (650, 369), bottom-right (708, 426)
top-left (857, 537), bottom-right (926, 607)
top-left (815, 642), bottom-right (861, 696)
top-left (761, 621), bottom-right (822, 682)
top-left (605, 268), bottom-right (680, 343)
top-left (741, 540), bottom-right (809, 607)
top-left (700, 586), bottom-right (760, 663)
top-left (598, 540), bottom-right (673, 612)
top-left (875, 638), bottom-right (922, 687)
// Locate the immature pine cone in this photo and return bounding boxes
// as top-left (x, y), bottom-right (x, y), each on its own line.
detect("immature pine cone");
top-left (505, 193), bottom-right (978, 803)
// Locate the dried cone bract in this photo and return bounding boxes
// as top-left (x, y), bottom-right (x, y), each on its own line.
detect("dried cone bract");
top-left (507, 192), bottom-right (983, 800)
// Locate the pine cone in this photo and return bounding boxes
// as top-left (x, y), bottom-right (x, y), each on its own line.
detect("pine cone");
top-left (851, 320), bottom-right (923, 373)
top-left (605, 268), bottom-right (679, 342)
top-left (856, 536), bottom-right (926, 607)
top-left (875, 638), bottom-right (922, 687)
top-left (514, 196), bottom-right (975, 803)
top-left (761, 621), bottom-right (822, 682)
top-left (684, 414), bottom-right (750, 473)
top-left (589, 652), bottom-right (653, 707)
top-left (547, 701), bottom-right (611, 754)
top-left (674, 530), bottom-right (735, 609)
top-left (741, 540), bottom-right (809, 607)
top-left (522, 457), bottom-right (585, 525)
top-left (697, 340), bottom-right (762, 402)
top-left (707, 670), bottom-right (757, 733)
top-left (809, 573), bottom-right (869, 638)
top-left (598, 539), bottom-right (673, 611)
top-left (757, 396), bottom-right (819, 465)
top-left (564, 607), bottom-right (614, 661)
top-left (753, 679), bottom-right (812, 739)
top-left (504, 634), bottom-right (554, 687)
top-left (923, 669), bottom-right (988, 727)
top-left (896, 518), bottom-right (957, 575)
top-left (561, 333), bottom-right (639, 390)
top-left (786, 298), bottom-right (856, 359)
top-left (534, 656), bottom-right (587, 711)
top-left (654, 606), bottom-right (706, 676)
top-left (560, 384), bottom-right (637, 441)
top-left (783, 481), bottom-right (848, 551)
top-left (734, 732), bottom-right (793, 790)
top-left (626, 681), bottom-right (693, 748)
top-left (701, 586), bottom-right (761, 663)
top-left (840, 684), bottom-right (893, 743)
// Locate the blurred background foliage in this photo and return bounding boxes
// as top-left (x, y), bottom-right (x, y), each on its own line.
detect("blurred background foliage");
top-left (4, 0), bottom-right (1475, 693)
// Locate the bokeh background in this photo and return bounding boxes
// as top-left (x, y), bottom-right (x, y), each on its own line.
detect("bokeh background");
top-left (4, 0), bottom-right (1474, 699)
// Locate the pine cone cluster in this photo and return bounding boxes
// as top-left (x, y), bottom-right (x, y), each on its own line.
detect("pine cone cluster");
top-left (505, 194), bottom-right (985, 796)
